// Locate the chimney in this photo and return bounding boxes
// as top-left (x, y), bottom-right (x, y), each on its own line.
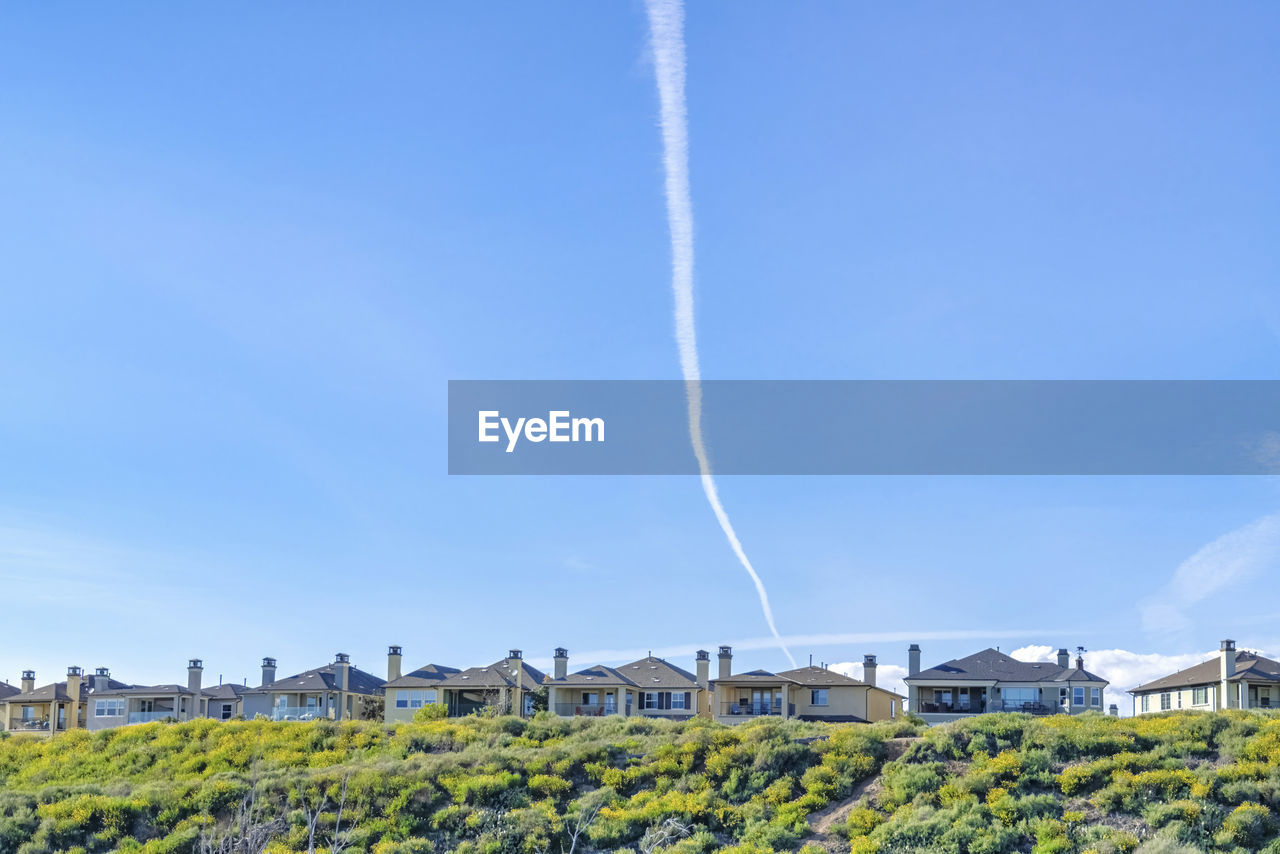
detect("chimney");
top-left (334, 653), bottom-right (350, 720)
top-left (66, 666), bottom-right (84, 731)
top-left (695, 649), bottom-right (710, 688)
top-left (91, 668), bottom-right (111, 693)
top-left (261, 657), bottom-right (277, 687)
top-left (1221, 639), bottom-right (1236, 707)
top-left (388, 646), bottom-right (403, 682)
top-left (1057, 648), bottom-right (1070, 669)
top-left (20, 670), bottom-right (34, 693)
top-left (718, 646), bottom-right (732, 679)
top-left (863, 654), bottom-right (878, 687)
top-left (908, 644), bottom-right (921, 677)
top-left (553, 648), bottom-right (568, 680)
top-left (187, 660), bottom-right (203, 720)
top-left (1108, 704), bottom-right (1119, 717)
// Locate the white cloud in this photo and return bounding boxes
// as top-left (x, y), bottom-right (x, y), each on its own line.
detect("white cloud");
top-left (1140, 511), bottom-right (1280, 636)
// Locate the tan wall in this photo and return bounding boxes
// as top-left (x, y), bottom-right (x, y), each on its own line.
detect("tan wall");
top-left (791, 684), bottom-right (868, 719)
top-left (1134, 682), bottom-right (1277, 715)
top-left (865, 688), bottom-right (902, 722)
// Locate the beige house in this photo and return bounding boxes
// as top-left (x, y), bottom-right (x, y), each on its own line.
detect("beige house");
top-left (87, 660), bottom-right (247, 729)
top-left (904, 644), bottom-right (1109, 724)
top-left (382, 645), bottom-right (460, 724)
top-left (544, 648), bottom-right (707, 720)
top-left (709, 648), bottom-right (901, 725)
top-left (241, 653), bottom-right (385, 721)
top-left (1, 667), bottom-right (100, 737)
top-left (434, 650), bottom-right (546, 717)
top-left (1130, 639), bottom-right (1280, 715)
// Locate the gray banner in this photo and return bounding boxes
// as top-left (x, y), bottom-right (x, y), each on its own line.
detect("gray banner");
top-left (448, 380), bottom-right (1280, 475)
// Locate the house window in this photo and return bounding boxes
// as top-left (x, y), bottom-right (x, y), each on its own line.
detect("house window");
top-left (582, 692), bottom-right (599, 706)
top-left (1141, 695), bottom-right (1149, 712)
top-left (1059, 687), bottom-right (1068, 707)
top-left (221, 703), bottom-right (233, 720)
top-left (397, 690), bottom-right (431, 709)
top-left (95, 699), bottom-right (124, 717)
top-left (1002, 687), bottom-right (1038, 707)
top-left (1090, 687), bottom-right (1100, 707)
top-left (1192, 687), bottom-right (1208, 706)
top-left (1073, 687), bottom-right (1085, 707)
top-left (643, 692), bottom-right (660, 710)
top-left (1160, 693), bottom-right (1171, 710)
top-left (671, 692), bottom-right (688, 710)
top-left (811, 689), bottom-right (829, 706)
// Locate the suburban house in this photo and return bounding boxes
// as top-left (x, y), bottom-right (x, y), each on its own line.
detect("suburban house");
top-left (709, 648), bottom-right (901, 724)
top-left (544, 648), bottom-right (706, 719)
top-left (382, 645), bottom-right (461, 724)
top-left (0, 667), bottom-right (124, 736)
top-left (904, 644), bottom-right (1109, 723)
top-left (778, 657), bottom-right (904, 723)
top-left (241, 653), bottom-right (386, 721)
top-left (86, 660), bottom-right (249, 729)
top-left (1130, 639), bottom-right (1280, 715)
top-left (433, 650), bottom-right (546, 717)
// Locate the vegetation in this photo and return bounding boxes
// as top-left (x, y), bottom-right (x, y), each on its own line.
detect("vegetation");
top-left (1, 710), bottom-right (1278, 853)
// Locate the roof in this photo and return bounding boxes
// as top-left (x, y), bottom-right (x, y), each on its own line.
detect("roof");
top-left (202, 684), bottom-right (249, 700)
top-left (4, 680), bottom-right (85, 704)
top-left (907, 648), bottom-right (1108, 686)
top-left (247, 662), bottom-right (386, 696)
top-left (778, 665), bottom-right (904, 697)
top-left (1130, 650), bottom-right (1280, 694)
top-left (547, 665), bottom-right (638, 688)
top-left (385, 663), bottom-right (462, 689)
top-left (0, 682), bottom-right (20, 702)
top-left (713, 669), bottom-right (802, 686)
top-left (614, 656), bottom-right (701, 690)
top-left (437, 657), bottom-right (546, 692)
top-left (97, 684), bottom-right (193, 698)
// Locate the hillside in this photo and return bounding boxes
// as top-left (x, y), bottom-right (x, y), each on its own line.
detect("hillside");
top-left (0, 710), bottom-right (1276, 853)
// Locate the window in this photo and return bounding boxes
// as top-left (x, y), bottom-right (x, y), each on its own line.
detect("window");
top-left (1192, 687), bottom-right (1208, 705)
top-left (1059, 687), bottom-right (1068, 707)
top-left (396, 689), bottom-right (430, 709)
top-left (95, 699), bottom-right (124, 717)
top-left (1073, 687), bottom-right (1085, 707)
top-left (643, 692), bottom-right (660, 710)
top-left (221, 703), bottom-right (233, 720)
top-left (1001, 687), bottom-right (1038, 707)
top-left (1090, 687), bottom-right (1100, 707)
top-left (1141, 695), bottom-right (1149, 712)
top-left (671, 692), bottom-right (688, 710)
top-left (1160, 693), bottom-right (1171, 711)
top-left (21, 707), bottom-right (34, 721)
top-left (581, 692), bottom-right (599, 706)
top-left (811, 689), bottom-right (829, 706)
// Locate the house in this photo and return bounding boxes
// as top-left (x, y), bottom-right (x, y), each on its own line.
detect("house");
top-left (544, 648), bottom-right (707, 720)
top-left (241, 653), bottom-right (385, 721)
top-left (382, 645), bottom-right (460, 724)
top-left (1130, 639), bottom-right (1280, 715)
top-left (904, 644), bottom-right (1108, 723)
top-left (778, 656), bottom-right (905, 723)
top-left (86, 660), bottom-right (248, 729)
top-left (434, 650), bottom-right (546, 717)
top-left (709, 648), bottom-right (902, 724)
top-left (0, 667), bottom-right (113, 736)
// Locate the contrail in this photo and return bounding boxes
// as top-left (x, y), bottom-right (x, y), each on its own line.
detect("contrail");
top-left (644, 0), bottom-right (796, 668)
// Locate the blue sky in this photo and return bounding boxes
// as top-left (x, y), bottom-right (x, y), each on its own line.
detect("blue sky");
top-left (1, 3), bottom-right (1279, 699)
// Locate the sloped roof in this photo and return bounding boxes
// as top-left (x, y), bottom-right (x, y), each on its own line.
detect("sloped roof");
top-left (386, 664), bottom-right (462, 689)
top-left (713, 669), bottom-right (802, 686)
top-left (4, 680), bottom-right (84, 704)
top-left (202, 684), bottom-right (249, 700)
top-left (778, 665), bottom-right (877, 688)
top-left (247, 662), bottom-right (385, 696)
top-left (547, 665), bottom-right (637, 688)
top-left (0, 682), bottom-right (21, 702)
top-left (1130, 650), bottom-right (1280, 694)
top-left (907, 648), bottom-right (1107, 685)
top-left (437, 658), bottom-right (546, 692)
top-left (615, 656), bottom-right (700, 690)
top-left (98, 684), bottom-right (193, 697)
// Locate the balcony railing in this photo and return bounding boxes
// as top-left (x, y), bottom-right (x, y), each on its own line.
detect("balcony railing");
top-left (7, 717), bottom-right (50, 732)
top-left (554, 702), bottom-right (620, 717)
top-left (918, 700), bottom-right (1061, 716)
top-left (128, 711), bottom-right (179, 724)
top-left (271, 706), bottom-right (330, 721)
top-left (720, 702), bottom-right (783, 717)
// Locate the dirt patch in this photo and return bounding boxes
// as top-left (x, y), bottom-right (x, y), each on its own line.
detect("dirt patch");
top-left (804, 737), bottom-right (922, 851)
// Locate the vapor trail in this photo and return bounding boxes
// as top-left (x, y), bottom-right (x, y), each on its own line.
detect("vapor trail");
top-left (645, 0), bottom-right (796, 668)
